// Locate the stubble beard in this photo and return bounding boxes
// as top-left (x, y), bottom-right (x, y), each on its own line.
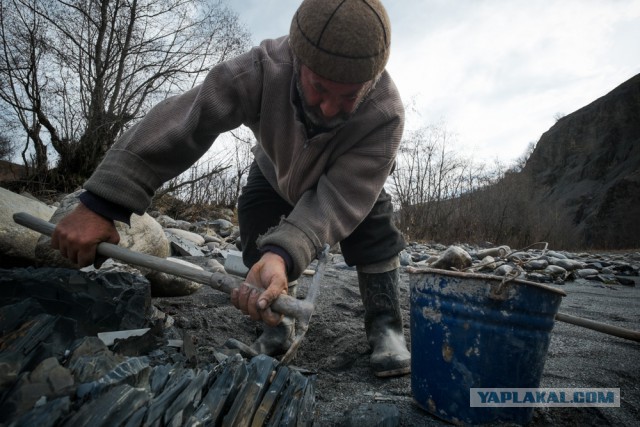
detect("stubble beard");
top-left (294, 72), bottom-right (372, 131)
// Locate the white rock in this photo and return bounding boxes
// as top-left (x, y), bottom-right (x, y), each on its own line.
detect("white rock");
top-left (0, 187), bottom-right (56, 264)
top-left (430, 246), bottom-right (472, 270)
top-left (575, 268), bottom-right (600, 278)
top-left (165, 228), bottom-right (205, 246)
top-left (155, 214), bottom-right (178, 228)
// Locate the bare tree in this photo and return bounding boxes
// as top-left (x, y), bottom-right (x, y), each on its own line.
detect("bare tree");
top-left (0, 133), bottom-right (14, 160)
top-left (0, 0), bottom-right (250, 190)
top-left (0, 0), bottom-right (49, 174)
top-left (228, 127), bottom-right (255, 203)
top-left (156, 128), bottom-right (255, 210)
top-left (389, 123), bottom-right (471, 239)
top-left (158, 155), bottom-right (233, 205)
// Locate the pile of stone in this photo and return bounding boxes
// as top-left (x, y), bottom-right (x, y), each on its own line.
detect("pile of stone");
top-left (1, 188), bottom-right (317, 425)
top-left (0, 268), bottom-right (315, 426)
top-left (0, 188), bottom-right (243, 297)
top-left (3, 188), bottom-right (637, 294)
top-left (400, 243), bottom-right (639, 286)
top-left (1, 187), bottom-right (638, 426)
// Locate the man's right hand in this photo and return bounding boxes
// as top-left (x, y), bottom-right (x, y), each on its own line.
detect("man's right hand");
top-left (230, 251), bottom-right (288, 327)
top-left (51, 203), bottom-right (120, 267)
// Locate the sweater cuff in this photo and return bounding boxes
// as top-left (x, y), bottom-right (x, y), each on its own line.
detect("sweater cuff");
top-left (256, 219), bottom-right (323, 281)
top-left (83, 148), bottom-right (162, 215)
top-left (260, 245), bottom-right (293, 276)
top-left (79, 191), bottom-right (133, 225)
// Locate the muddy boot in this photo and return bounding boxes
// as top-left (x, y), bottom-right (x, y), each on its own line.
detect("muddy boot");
top-left (250, 282), bottom-right (297, 357)
top-left (358, 269), bottom-right (411, 377)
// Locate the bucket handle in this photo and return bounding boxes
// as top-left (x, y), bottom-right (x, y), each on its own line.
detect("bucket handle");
top-left (489, 269), bottom-right (522, 300)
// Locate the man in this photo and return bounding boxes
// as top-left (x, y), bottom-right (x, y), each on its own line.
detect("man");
top-left (52, 0), bottom-right (410, 377)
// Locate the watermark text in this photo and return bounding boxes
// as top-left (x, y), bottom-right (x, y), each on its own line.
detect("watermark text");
top-left (470, 388), bottom-right (620, 407)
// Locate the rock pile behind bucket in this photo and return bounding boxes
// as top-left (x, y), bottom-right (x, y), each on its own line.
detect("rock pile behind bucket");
top-left (401, 242), bottom-right (639, 287)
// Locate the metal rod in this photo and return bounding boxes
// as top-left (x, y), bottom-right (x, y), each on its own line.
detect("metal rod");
top-left (555, 312), bottom-right (640, 343)
top-left (12, 212), bottom-right (312, 321)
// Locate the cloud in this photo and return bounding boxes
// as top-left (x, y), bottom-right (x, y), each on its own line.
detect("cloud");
top-left (229, 0), bottom-right (640, 164)
top-left (229, 0), bottom-right (299, 44)
top-left (386, 0), bottom-right (640, 163)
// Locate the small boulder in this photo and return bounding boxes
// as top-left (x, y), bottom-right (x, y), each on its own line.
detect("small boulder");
top-left (524, 259), bottom-right (549, 270)
top-left (0, 187), bottom-right (56, 266)
top-left (209, 219), bottom-right (234, 237)
top-left (164, 228), bottom-right (205, 246)
top-left (430, 246), bottom-right (472, 270)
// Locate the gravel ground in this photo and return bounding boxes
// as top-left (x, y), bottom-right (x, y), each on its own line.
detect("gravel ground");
top-left (153, 261), bottom-right (639, 426)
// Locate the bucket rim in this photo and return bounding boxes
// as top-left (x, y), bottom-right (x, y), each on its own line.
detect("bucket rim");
top-left (406, 266), bottom-right (567, 297)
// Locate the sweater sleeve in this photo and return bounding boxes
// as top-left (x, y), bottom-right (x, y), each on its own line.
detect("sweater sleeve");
top-left (84, 50), bottom-right (261, 214)
top-left (79, 191), bottom-right (133, 225)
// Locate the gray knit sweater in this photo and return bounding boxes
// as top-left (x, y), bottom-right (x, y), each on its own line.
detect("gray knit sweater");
top-left (85, 36), bottom-right (405, 279)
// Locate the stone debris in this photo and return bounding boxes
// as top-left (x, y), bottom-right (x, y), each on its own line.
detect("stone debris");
top-left (476, 245), bottom-right (511, 259)
top-left (188, 354), bottom-right (248, 424)
top-left (204, 218), bottom-right (235, 238)
top-left (146, 219), bottom-right (639, 289)
top-left (403, 243), bottom-right (639, 286)
top-left (9, 189), bottom-right (636, 290)
top-left (0, 189), bottom-right (638, 425)
top-left (165, 228), bottom-right (206, 247)
top-left (97, 328), bottom-right (152, 347)
top-left (524, 259), bottom-right (549, 270)
top-left (222, 354), bottom-right (277, 426)
top-left (253, 364), bottom-right (291, 425)
top-left (0, 268), bottom-right (151, 335)
top-left (224, 249), bottom-right (249, 277)
top-left (165, 230), bottom-right (207, 257)
top-left (0, 267), bottom-right (316, 426)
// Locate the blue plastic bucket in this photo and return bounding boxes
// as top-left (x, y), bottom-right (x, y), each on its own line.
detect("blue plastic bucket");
top-left (409, 268), bottom-right (565, 425)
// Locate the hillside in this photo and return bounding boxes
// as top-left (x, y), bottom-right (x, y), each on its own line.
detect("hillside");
top-left (522, 73), bottom-right (640, 248)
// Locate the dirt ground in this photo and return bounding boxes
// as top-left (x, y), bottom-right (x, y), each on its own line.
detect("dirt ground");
top-left (152, 261), bottom-right (640, 426)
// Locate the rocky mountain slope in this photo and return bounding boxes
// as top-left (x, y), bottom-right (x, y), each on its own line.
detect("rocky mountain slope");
top-left (523, 73), bottom-right (640, 248)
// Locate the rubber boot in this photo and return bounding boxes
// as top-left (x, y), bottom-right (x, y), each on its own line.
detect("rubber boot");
top-left (250, 282), bottom-right (296, 357)
top-left (358, 269), bottom-right (411, 377)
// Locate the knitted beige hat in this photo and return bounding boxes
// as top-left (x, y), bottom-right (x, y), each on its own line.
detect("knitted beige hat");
top-left (289, 0), bottom-right (391, 83)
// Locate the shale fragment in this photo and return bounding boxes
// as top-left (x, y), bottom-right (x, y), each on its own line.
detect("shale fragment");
top-left (0, 268), bottom-right (317, 426)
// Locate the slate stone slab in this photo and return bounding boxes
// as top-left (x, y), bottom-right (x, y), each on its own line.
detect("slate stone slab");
top-left (0, 267), bottom-right (318, 426)
top-left (222, 354), bottom-right (277, 426)
top-left (0, 268), bottom-right (151, 335)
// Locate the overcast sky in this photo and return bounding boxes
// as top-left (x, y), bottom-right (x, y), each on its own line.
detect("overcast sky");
top-left (228, 0), bottom-right (640, 164)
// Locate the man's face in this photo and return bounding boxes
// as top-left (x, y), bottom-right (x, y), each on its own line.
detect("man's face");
top-left (296, 64), bottom-right (373, 129)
